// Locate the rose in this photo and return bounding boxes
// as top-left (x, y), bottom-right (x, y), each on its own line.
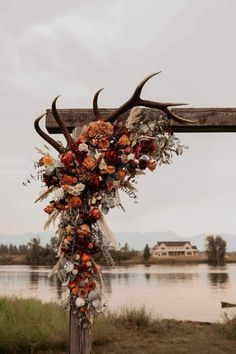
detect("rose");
top-left (105, 149), bottom-right (119, 164)
top-left (118, 134), bottom-right (130, 147)
top-left (98, 138), bottom-right (110, 149)
top-left (44, 205), bottom-right (54, 214)
top-left (70, 196), bottom-right (82, 208)
top-left (90, 208), bottom-right (101, 220)
top-left (61, 175), bottom-right (78, 185)
top-left (83, 156), bottom-right (97, 170)
top-left (60, 151), bottom-right (75, 166)
top-left (77, 224), bottom-right (91, 237)
top-left (106, 165), bottom-right (115, 174)
top-left (78, 143), bottom-right (89, 152)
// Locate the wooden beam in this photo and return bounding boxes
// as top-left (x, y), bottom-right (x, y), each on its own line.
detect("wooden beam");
top-left (46, 108), bottom-right (236, 133)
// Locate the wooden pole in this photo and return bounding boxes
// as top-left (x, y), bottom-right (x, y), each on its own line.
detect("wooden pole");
top-left (69, 310), bottom-right (92, 354)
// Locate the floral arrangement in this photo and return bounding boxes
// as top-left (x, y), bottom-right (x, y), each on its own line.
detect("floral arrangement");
top-left (31, 73), bottom-right (191, 323)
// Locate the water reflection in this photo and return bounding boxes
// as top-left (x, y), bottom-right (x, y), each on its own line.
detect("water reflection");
top-left (208, 273), bottom-right (229, 288)
top-left (0, 264), bottom-right (236, 322)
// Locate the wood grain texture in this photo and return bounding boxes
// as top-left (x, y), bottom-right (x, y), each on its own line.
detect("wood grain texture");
top-left (45, 108), bottom-right (236, 133)
top-left (69, 311), bottom-right (92, 354)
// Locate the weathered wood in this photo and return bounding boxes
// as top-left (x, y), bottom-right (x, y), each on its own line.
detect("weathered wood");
top-left (46, 108), bottom-right (236, 133)
top-left (69, 311), bottom-right (92, 354)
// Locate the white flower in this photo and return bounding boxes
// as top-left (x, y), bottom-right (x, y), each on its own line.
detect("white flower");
top-left (127, 153), bottom-right (135, 161)
top-left (75, 297), bottom-right (86, 308)
top-left (45, 166), bottom-right (55, 175)
top-left (78, 143), bottom-right (89, 152)
top-left (99, 158), bottom-right (107, 170)
top-left (64, 262), bottom-right (74, 273)
top-left (67, 183), bottom-right (85, 196)
top-left (54, 188), bottom-right (64, 199)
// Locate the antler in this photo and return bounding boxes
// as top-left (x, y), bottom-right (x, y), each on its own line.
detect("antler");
top-left (34, 114), bottom-right (63, 153)
top-left (93, 72), bottom-right (195, 124)
top-left (34, 97), bottom-right (74, 153)
top-left (52, 96), bottom-right (74, 146)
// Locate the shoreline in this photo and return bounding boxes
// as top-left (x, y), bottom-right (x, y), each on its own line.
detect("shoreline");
top-left (1, 254), bottom-right (236, 266)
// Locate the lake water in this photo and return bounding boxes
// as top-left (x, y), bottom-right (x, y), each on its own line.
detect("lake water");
top-left (0, 264), bottom-right (236, 322)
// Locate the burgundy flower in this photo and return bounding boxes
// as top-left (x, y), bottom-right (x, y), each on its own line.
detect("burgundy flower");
top-left (105, 148), bottom-right (119, 164)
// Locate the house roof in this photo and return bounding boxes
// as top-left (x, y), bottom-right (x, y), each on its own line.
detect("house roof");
top-left (157, 241), bottom-right (191, 247)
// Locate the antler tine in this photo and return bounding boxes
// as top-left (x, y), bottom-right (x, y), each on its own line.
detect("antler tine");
top-left (102, 72), bottom-right (196, 124)
top-left (34, 114), bottom-right (63, 153)
top-left (52, 96), bottom-right (73, 146)
top-left (93, 88), bottom-right (104, 120)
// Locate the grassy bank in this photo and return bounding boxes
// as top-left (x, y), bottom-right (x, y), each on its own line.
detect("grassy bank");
top-left (0, 298), bottom-right (236, 354)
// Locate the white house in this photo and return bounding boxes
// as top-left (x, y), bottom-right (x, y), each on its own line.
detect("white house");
top-left (151, 241), bottom-right (198, 257)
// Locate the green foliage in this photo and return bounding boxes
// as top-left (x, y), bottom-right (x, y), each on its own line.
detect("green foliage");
top-left (205, 235), bottom-right (227, 266)
top-left (143, 244), bottom-right (151, 260)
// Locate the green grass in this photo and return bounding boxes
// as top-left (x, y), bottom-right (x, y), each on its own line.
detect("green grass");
top-left (0, 297), bottom-right (68, 354)
top-left (0, 298), bottom-right (236, 353)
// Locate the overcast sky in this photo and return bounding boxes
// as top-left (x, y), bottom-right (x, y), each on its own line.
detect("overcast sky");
top-left (1, 0), bottom-right (236, 238)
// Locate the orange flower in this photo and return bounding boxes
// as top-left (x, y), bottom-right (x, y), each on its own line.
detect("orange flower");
top-left (98, 138), bottom-right (110, 149)
top-left (147, 160), bottom-right (157, 171)
top-left (90, 208), bottom-right (101, 220)
top-left (77, 135), bottom-right (87, 144)
top-left (83, 156), bottom-right (97, 170)
top-left (42, 155), bottom-right (53, 166)
top-left (118, 135), bottom-right (130, 147)
top-left (85, 120), bottom-right (113, 140)
top-left (70, 196), bottom-right (82, 208)
top-left (81, 253), bottom-right (91, 263)
top-left (71, 286), bottom-right (79, 295)
top-left (106, 165), bottom-right (115, 174)
top-left (61, 175), bottom-right (78, 185)
top-left (77, 224), bottom-right (91, 237)
top-left (44, 205), bottom-right (54, 214)
top-left (117, 169), bottom-right (126, 180)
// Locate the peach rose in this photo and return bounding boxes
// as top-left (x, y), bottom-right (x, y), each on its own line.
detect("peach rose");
top-left (81, 253), bottom-right (91, 263)
top-left (77, 224), bottom-right (91, 237)
top-left (98, 138), bottom-right (110, 149)
top-left (83, 156), bottom-right (97, 170)
top-left (118, 135), bottom-right (130, 147)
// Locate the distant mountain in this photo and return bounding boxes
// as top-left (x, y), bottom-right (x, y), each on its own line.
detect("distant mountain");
top-left (0, 230), bottom-right (235, 251)
top-left (0, 231), bottom-right (53, 246)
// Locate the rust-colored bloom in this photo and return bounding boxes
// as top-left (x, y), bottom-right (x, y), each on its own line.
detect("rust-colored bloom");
top-left (71, 286), bottom-right (79, 295)
top-left (118, 134), bottom-right (130, 147)
top-left (44, 205), bottom-right (54, 214)
top-left (83, 156), bottom-right (97, 170)
top-left (60, 151), bottom-right (75, 166)
top-left (85, 120), bottom-right (113, 141)
top-left (90, 208), bottom-right (102, 220)
top-left (86, 281), bottom-right (96, 291)
top-left (70, 196), bottom-right (82, 208)
top-left (106, 165), bottom-right (115, 174)
top-left (147, 160), bottom-right (157, 171)
top-left (61, 175), bottom-right (78, 185)
top-left (81, 253), bottom-right (91, 263)
top-left (98, 138), bottom-right (110, 149)
top-left (78, 288), bottom-right (88, 298)
top-left (117, 169), bottom-right (126, 180)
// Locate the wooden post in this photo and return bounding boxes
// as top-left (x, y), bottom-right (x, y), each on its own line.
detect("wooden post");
top-left (69, 310), bottom-right (92, 354)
